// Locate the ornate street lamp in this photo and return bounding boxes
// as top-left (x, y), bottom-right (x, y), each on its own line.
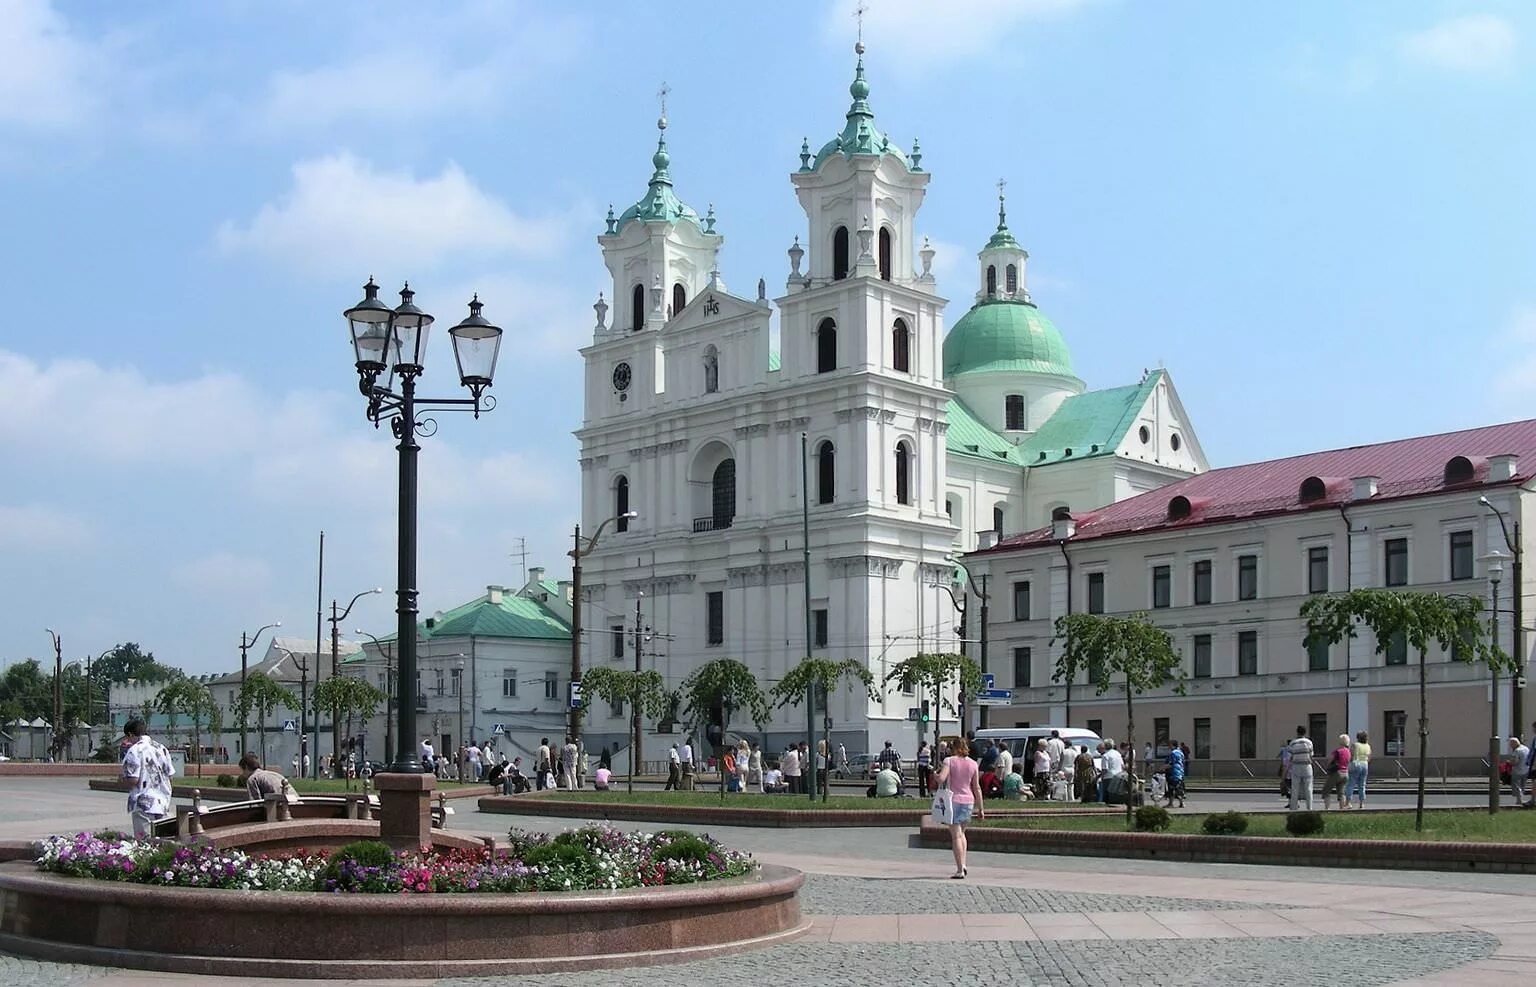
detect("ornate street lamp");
top-left (1484, 549), bottom-right (1508, 814)
top-left (238, 621), bottom-right (281, 757)
top-left (344, 279), bottom-right (501, 774)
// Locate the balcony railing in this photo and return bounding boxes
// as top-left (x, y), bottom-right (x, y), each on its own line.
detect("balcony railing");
top-left (693, 516), bottom-right (734, 533)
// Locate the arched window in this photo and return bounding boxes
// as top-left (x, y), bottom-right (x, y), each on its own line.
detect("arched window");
top-left (672, 283), bottom-right (687, 317)
top-left (986, 265), bottom-right (997, 298)
top-left (817, 441), bottom-right (835, 505)
top-left (615, 476), bottom-right (630, 532)
top-left (630, 284), bottom-right (645, 331)
top-left (993, 505), bottom-right (1005, 536)
top-left (1005, 394), bottom-right (1025, 430)
top-left (895, 441), bottom-right (912, 506)
top-left (816, 318), bottom-right (837, 373)
top-left (711, 459), bottom-right (737, 528)
top-left (891, 318), bottom-right (911, 373)
top-left (945, 498), bottom-right (954, 518)
top-left (703, 345), bottom-right (719, 393)
top-left (1005, 264), bottom-right (1018, 294)
top-left (878, 227), bottom-right (892, 281)
top-left (833, 226), bottom-right (850, 280)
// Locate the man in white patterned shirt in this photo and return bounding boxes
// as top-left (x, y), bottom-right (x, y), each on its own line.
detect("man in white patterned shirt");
top-left (120, 719), bottom-right (175, 838)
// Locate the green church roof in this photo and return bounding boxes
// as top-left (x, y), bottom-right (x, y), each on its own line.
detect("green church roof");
top-left (806, 48), bottom-right (911, 172)
top-left (612, 119), bottom-right (709, 235)
top-left (945, 397), bottom-right (1024, 465)
top-left (1017, 371), bottom-right (1163, 465)
top-left (943, 299), bottom-right (1076, 379)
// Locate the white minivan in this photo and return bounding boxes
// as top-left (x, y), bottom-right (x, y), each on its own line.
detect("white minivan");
top-left (972, 726), bottom-right (1104, 776)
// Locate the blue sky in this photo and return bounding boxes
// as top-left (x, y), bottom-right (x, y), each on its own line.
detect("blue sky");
top-left (1, 0), bottom-right (1532, 675)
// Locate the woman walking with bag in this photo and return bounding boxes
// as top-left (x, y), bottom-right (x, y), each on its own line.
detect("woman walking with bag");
top-left (933, 736), bottom-right (985, 879)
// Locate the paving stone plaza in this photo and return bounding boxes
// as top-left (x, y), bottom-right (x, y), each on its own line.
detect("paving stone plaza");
top-left (0, 778), bottom-right (1532, 986)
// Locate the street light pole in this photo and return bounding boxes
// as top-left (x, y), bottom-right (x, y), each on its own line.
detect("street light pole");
top-left (457, 657), bottom-right (466, 782)
top-left (568, 511), bottom-right (638, 746)
top-left (238, 621), bottom-right (280, 757)
top-left (1482, 496), bottom-right (1525, 736)
top-left (329, 588), bottom-right (382, 774)
top-left (44, 629), bottom-right (61, 761)
top-left (345, 279), bottom-right (502, 775)
top-left (1484, 550), bottom-right (1507, 814)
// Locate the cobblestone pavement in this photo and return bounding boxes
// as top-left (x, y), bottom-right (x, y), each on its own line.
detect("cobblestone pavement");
top-left (799, 874), bottom-right (1288, 915)
top-left (435, 934), bottom-right (1498, 987)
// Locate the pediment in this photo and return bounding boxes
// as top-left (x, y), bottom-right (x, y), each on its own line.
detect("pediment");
top-left (664, 288), bottom-right (766, 334)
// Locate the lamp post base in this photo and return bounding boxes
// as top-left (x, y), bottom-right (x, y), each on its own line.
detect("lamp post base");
top-left (373, 772), bottom-right (436, 850)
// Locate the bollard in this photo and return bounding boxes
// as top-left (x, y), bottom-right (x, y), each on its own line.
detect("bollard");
top-left (189, 791), bottom-right (205, 837)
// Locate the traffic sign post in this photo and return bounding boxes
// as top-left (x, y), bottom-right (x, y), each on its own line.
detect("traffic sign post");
top-left (975, 689), bottom-right (1012, 707)
top-left (569, 681), bottom-right (583, 711)
top-left (982, 674), bottom-right (995, 691)
top-left (907, 707), bottom-right (920, 722)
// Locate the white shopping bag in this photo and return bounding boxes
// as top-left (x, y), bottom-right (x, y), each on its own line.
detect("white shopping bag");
top-left (930, 787), bottom-right (954, 825)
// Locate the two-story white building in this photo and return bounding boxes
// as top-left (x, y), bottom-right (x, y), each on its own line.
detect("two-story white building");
top-left (965, 420), bottom-right (1536, 763)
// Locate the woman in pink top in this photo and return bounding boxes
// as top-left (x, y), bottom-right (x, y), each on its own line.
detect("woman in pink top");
top-left (934, 737), bottom-right (985, 879)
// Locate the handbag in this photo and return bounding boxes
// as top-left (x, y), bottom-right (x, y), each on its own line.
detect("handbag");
top-left (930, 787), bottom-right (955, 825)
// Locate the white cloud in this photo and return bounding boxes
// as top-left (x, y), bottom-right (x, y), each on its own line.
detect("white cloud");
top-left (0, 503), bottom-right (91, 550)
top-left (1399, 14), bottom-right (1516, 74)
top-left (823, 0), bottom-right (1094, 65)
top-left (0, 0), bottom-right (100, 129)
top-left (214, 153), bottom-right (570, 276)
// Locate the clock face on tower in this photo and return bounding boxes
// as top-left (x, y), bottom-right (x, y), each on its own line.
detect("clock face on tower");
top-left (612, 362), bottom-right (632, 392)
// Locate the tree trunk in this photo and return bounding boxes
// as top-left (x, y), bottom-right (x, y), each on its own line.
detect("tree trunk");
top-left (1416, 647), bottom-right (1429, 832)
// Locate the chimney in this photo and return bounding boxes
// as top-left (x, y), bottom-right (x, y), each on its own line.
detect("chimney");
top-left (1349, 476), bottom-right (1379, 501)
top-left (1051, 516), bottom-right (1077, 542)
top-left (1490, 454), bottom-right (1520, 482)
top-left (557, 579), bottom-right (573, 604)
top-left (975, 530), bottom-right (999, 551)
top-left (487, 585), bottom-right (503, 605)
top-left (528, 566), bottom-right (545, 586)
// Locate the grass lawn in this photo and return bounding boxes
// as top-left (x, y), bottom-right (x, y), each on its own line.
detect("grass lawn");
top-left (533, 790), bottom-right (1093, 812)
top-left (981, 808), bottom-right (1536, 843)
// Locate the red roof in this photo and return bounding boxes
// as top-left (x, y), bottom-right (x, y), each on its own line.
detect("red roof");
top-left (986, 418), bottom-right (1536, 551)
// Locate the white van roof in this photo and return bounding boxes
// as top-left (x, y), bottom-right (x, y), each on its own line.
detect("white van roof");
top-left (974, 726), bottom-right (1101, 739)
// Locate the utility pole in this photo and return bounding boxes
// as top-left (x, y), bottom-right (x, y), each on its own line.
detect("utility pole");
top-left (978, 573), bottom-right (990, 731)
top-left (801, 433), bottom-right (817, 801)
top-left (45, 629), bottom-right (61, 761)
top-left (570, 525), bottom-right (584, 743)
top-left (312, 530), bottom-right (324, 779)
top-left (631, 594), bottom-right (644, 792)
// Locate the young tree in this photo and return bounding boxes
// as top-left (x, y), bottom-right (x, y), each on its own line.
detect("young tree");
top-left (1302, 588), bottom-right (1508, 831)
top-left (156, 677), bottom-right (219, 770)
top-left (771, 658), bottom-right (879, 802)
top-left (884, 652), bottom-right (984, 755)
top-left (579, 666), bottom-right (670, 793)
top-left (679, 659), bottom-right (771, 802)
top-left (235, 673), bottom-right (298, 765)
top-left (311, 677), bottom-right (387, 784)
top-left (1052, 612), bottom-right (1186, 824)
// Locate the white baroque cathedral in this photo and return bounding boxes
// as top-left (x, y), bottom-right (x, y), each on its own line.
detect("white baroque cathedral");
top-left (576, 48), bottom-right (1207, 757)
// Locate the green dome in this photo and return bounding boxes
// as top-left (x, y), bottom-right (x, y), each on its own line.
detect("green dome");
top-left (943, 299), bottom-right (1076, 379)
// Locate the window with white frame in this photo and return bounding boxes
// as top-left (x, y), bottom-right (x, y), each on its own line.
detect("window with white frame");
top-left (544, 671), bottom-right (558, 699)
top-left (502, 668), bottom-right (517, 698)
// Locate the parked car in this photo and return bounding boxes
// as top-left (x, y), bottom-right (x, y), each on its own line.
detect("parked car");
top-left (843, 753), bottom-right (876, 778)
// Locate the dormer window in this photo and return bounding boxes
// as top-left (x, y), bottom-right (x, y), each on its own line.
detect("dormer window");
top-left (833, 226), bottom-right (850, 281)
top-left (1444, 455), bottom-right (1476, 485)
top-left (878, 227), bottom-right (892, 281)
top-left (986, 264), bottom-right (997, 298)
top-left (1298, 476), bottom-right (1339, 503)
top-left (630, 284), bottom-right (645, 331)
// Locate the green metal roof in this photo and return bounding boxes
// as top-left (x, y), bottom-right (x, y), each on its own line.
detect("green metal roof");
top-left (1017, 371), bottom-right (1162, 465)
top-left (806, 52), bottom-right (911, 172)
top-left (943, 299), bottom-right (1075, 379)
top-left (984, 195), bottom-right (1020, 251)
top-left (945, 397), bottom-right (1024, 465)
top-left (612, 123), bottom-right (709, 235)
top-left (767, 349), bottom-right (781, 372)
top-left (538, 578), bottom-right (562, 597)
top-left (363, 590), bottom-right (571, 645)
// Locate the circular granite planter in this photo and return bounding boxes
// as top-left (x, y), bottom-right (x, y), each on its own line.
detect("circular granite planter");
top-left (0, 861), bottom-right (805, 979)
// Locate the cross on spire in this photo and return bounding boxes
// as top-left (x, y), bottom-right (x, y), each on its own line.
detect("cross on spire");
top-left (997, 177), bottom-right (1007, 200)
top-left (854, 0), bottom-right (868, 51)
top-left (657, 81), bottom-right (670, 127)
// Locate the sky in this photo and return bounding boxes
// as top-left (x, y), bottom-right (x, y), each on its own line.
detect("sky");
top-left (1, 0), bottom-right (1533, 676)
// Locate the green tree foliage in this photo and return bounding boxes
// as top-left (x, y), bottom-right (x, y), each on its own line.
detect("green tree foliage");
top-left (884, 652), bottom-right (984, 753)
top-left (155, 677), bottom-right (219, 766)
top-left (92, 643), bottom-right (180, 684)
top-left (772, 658), bottom-right (878, 802)
top-left (678, 659), bottom-right (770, 803)
top-left (1301, 588), bottom-right (1507, 831)
top-left (1052, 612), bottom-right (1186, 824)
top-left (579, 666), bottom-right (670, 793)
top-left (235, 672), bottom-right (298, 763)
top-left (311, 677), bottom-right (387, 738)
top-left (0, 660), bottom-right (102, 759)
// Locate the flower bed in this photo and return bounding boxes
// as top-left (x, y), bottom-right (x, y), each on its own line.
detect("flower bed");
top-left (34, 824), bottom-right (756, 895)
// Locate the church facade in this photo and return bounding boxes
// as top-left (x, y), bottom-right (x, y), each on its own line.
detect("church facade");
top-left (575, 49), bottom-right (1207, 758)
